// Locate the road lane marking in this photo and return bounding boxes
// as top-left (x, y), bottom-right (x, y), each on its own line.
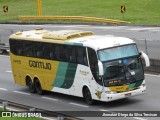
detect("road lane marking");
top-left (133, 117), bottom-right (148, 120)
top-left (13, 91), bottom-right (31, 95)
top-left (69, 102), bottom-right (89, 108)
top-left (150, 29), bottom-right (160, 32)
top-left (6, 71), bottom-right (12, 73)
top-left (41, 96), bottom-right (59, 102)
top-left (0, 88), bottom-right (8, 91)
top-left (99, 109), bottom-right (110, 111)
top-left (145, 74), bottom-right (160, 77)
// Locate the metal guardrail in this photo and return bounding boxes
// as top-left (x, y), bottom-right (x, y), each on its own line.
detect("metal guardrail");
top-left (0, 43), bottom-right (9, 55)
top-left (0, 99), bottom-right (80, 120)
top-left (19, 16), bottom-right (129, 24)
top-left (142, 59), bottom-right (160, 74)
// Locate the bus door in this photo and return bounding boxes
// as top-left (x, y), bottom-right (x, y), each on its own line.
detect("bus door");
top-left (87, 48), bottom-right (101, 90)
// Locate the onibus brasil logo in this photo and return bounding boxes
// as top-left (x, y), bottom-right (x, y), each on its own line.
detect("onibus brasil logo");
top-left (1, 112), bottom-right (42, 118)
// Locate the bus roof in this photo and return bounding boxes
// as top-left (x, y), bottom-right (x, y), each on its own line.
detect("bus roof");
top-left (9, 29), bottom-right (135, 50)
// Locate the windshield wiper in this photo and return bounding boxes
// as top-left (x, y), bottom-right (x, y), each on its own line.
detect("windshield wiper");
top-left (125, 65), bottom-right (137, 81)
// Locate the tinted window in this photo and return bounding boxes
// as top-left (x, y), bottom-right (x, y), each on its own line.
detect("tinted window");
top-left (44, 43), bottom-right (56, 60)
top-left (23, 41), bottom-right (33, 57)
top-left (67, 46), bottom-right (76, 63)
top-left (33, 42), bottom-right (44, 58)
top-left (9, 39), bottom-right (23, 55)
top-left (59, 45), bottom-right (66, 61)
top-left (9, 39), bottom-right (88, 66)
top-left (55, 45), bottom-right (60, 60)
top-left (88, 47), bottom-right (99, 81)
top-left (76, 47), bottom-right (88, 66)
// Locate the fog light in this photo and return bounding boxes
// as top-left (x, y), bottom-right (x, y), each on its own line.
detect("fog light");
top-left (105, 91), bottom-right (117, 94)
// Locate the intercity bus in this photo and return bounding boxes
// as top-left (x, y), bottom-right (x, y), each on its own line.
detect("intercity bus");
top-left (9, 29), bottom-right (150, 104)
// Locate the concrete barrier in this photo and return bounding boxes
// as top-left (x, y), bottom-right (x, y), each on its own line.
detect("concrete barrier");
top-left (142, 59), bottom-right (160, 73)
top-left (0, 44), bottom-right (9, 55)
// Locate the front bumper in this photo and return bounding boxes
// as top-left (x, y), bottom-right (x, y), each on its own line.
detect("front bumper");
top-left (101, 86), bottom-right (146, 102)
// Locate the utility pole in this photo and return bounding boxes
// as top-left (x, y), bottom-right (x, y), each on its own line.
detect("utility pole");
top-left (37, 0), bottom-right (42, 16)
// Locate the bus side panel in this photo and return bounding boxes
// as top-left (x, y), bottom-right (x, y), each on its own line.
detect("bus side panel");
top-left (73, 64), bottom-right (105, 100)
top-left (69, 64), bottom-right (91, 97)
top-left (22, 57), bottom-right (50, 89)
top-left (51, 62), bottom-right (77, 95)
top-left (51, 63), bottom-right (103, 99)
top-left (10, 53), bottom-right (24, 86)
top-left (43, 60), bottom-right (59, 91)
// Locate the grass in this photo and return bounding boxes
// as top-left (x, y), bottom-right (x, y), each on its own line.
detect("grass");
top-left (0, 0), bottom-right (160, 24)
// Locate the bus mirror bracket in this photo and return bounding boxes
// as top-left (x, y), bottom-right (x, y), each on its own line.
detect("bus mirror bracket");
top-left (98, 61), bottom-right (104, 76)
top-left (140, 51), bottom-right (150, 67)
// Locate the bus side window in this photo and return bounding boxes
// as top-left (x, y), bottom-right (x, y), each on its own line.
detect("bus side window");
top-left (17, 41), bottom-right (23, 56)
top-left (59, 45), bottom-right (67, 61)
top-left (9, 39), bottom-right (23, 56)
top-left (55, 46), bottom-right (60, 60)
top-left (33, 42), bottom-right (43, 58)
top-left (76, 47), bottom-right (88, 66)
top-left (88, 48), bottom-right (99, 80)
top-left (67, 46), bottom-right (76, 63)
top-left (44, 43), bottom-right (56, 60)
top-left (23, 41), bottom-right (33, 57)
top-left (9, 39), bottom-right (15, 54)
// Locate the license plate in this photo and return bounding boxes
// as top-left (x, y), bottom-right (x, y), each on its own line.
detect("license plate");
top-left (125, 93), bottom-right (131, 97)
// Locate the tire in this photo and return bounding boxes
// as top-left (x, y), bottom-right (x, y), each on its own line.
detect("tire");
top-left (34, 79), bottom-right (44, 95)
top-left (26, 77), bottom-right (36, 93)
top-left (83, 87), bottom-right (94, 105)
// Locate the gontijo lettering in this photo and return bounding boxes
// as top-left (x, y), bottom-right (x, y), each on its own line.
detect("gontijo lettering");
top-left (29, 60), bottom-right (51, 70)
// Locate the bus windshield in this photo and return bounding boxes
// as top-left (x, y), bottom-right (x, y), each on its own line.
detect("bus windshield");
top-left (98, 44), bottom-right (144, 87)
top-left (98, 44), bottom-right (138, 62)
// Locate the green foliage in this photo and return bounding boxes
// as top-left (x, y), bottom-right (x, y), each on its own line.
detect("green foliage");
top-left (0, 0), bottom-right (160, 24)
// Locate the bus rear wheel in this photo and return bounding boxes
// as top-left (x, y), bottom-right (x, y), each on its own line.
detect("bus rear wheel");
top-left (26, 77), bottom-right (36, 93)
top-left (83, 87), bottom-right (94, 105)
top-left (34, 79), bottom-right (44, 95)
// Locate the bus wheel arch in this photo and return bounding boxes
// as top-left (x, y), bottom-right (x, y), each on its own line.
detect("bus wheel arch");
top-left (82, 86), bottom-right (94, 105)
top-left (25, 76), bottom-right (36, 93)
top-left (34, 77), bottom-right (44, 95)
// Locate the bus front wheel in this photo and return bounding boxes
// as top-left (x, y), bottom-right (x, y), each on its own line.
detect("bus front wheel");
top-left (83, 87), bottom-right (94, 105)
top-left (26, 77), bottom-right (36, 93)
top-left (34, 79), bottom-right (44, 95)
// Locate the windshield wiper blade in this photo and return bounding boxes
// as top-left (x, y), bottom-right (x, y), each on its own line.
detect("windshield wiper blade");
top-left (125, 67), bottom-right (137, 81)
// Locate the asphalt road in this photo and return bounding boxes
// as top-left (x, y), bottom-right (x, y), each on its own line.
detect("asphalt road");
top-left (0, 55), bottom-right (160, 120)
top-left (0, 24), bottom-right (160, 120)
top-left (0, 24), bottom-right (160, 59)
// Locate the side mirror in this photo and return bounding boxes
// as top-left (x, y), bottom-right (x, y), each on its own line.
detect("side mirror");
top-left (98, 61), bottom-right (104, 76)
top-left (140, 51), bottom-right (150, 67)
